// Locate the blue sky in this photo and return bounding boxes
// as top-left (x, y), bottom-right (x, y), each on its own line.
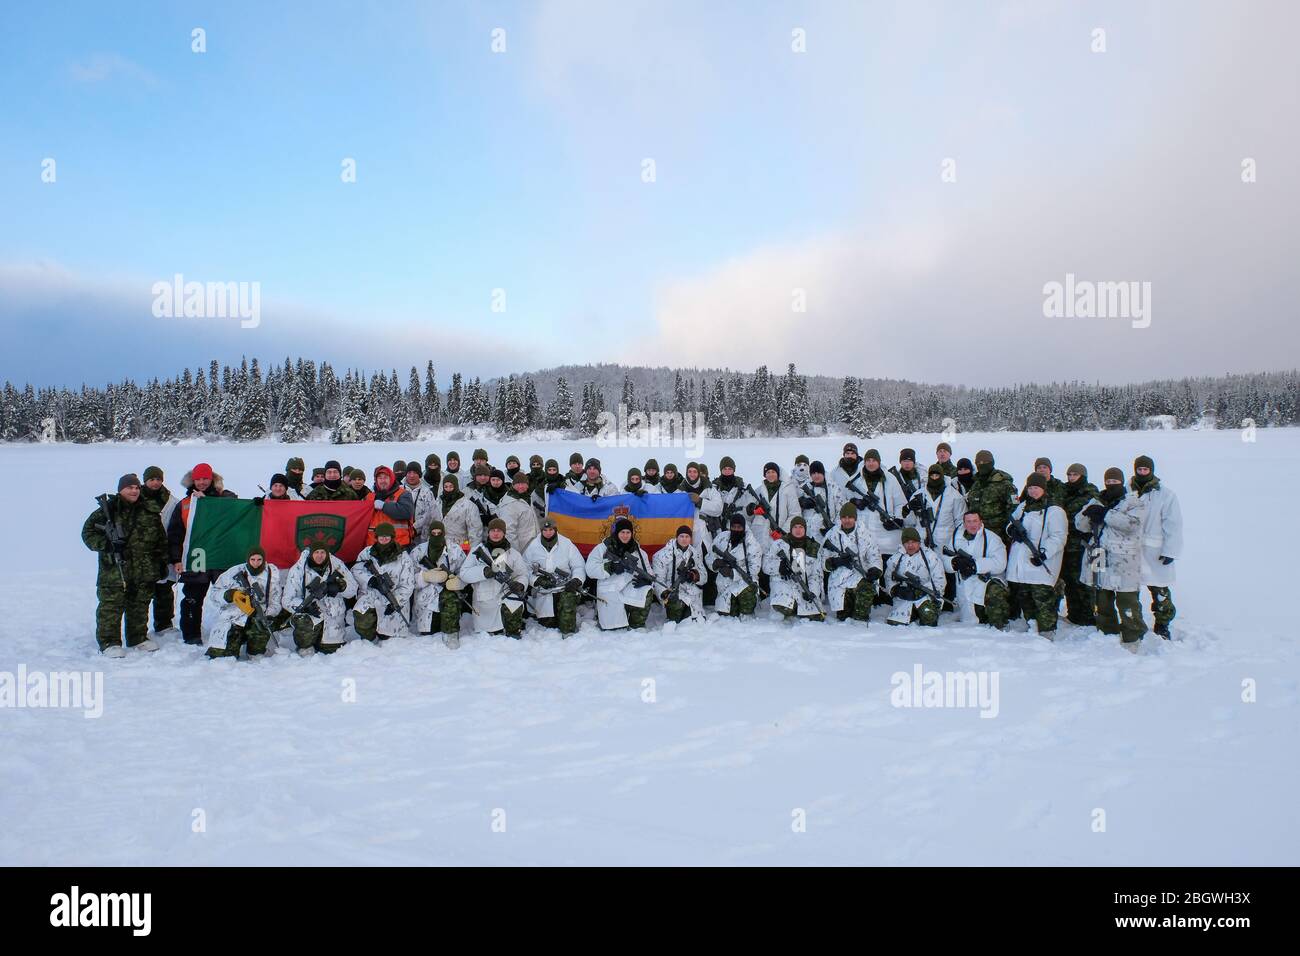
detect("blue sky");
top-left (1, 1), bottom-right (1295, 386)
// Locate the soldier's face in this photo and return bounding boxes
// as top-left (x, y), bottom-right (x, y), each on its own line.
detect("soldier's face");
top-left (490, 477), bottom-right (503, 489)
top-left (676, 532), bottom-right (692, 547)
top-left (1106, 479), bottom-right (1122, 488)
top-left (120, 484), bottom-right (141, 502)
top-left (429, 529), bottom-right (444, 539)
top-left (811, 473), bottom-right (824, 485)
top-left (840, 517), bottom-right (855, 531)
top-left (904, 541), bottom-right (920, 555)
top-left (1036, 464), bottom-right (1051, 477)
top-left (542, 527), bottom-right (556, 540)
top-left (311, 548), bottom-right (329, 564)
top-left (721, 466), bottom-right (734, 477)
top-left (193, 477), bottom-right (212, 493)
top-left (764, 469), bottom-right (777, 482)
top-left (686, 468), bottom-right (699, 482)
top-left (936, 449), bottom-right (950, 463)
top-left (844, 450), bottom-right (858, 462)
top-left (570, 463), bottom-right (583, 475)
top-left (325, 469), bottom-right (341, 482)
top-left (645, 468), bottom-right (658, 477)
top-left (289, 468), bottom-right (304, 478)
top-left (586, 467), bottom-right (600, 481)
top-left (1136, 467), bottom-right (1152, 477)
top-left (376, 474), bottom-right (392, 491)
top-left (791, 525), bottom-right (805, 539)
top-left (1066, 471), bottom-right (1082, 483)
top-left (406, 473), bottom-right (421, 486)
top-left (488, 529), bottom-right (504, 543)
top-left (145, 477), bottom-right (163, 491)
top-left (248, 554), bottom-right (265, 570)
top-left (443, 482), bottom-right (456, 495)
top-left (547, 466), bottom-right (558, 476)
top-left (377, 535), bottom-right (393, 546)
top-left (900, 458), bottom-right (915, 470)
top-left (447, 459), bottom-right (459, 471)
top-left (1027, 485), bottom-right (1045, 500)
top-left (617, 529), bottom-right (633, 544)
top-left (514, 481), bottom-right (529, 494)
top-left (271, 482), bottom-right (287, 496)
top-left (664, 469), bottom-right (677, 481)
top-left (958, 468), bottom-right (972, 479)
top-left (963, 513), bottom-right (983, 534)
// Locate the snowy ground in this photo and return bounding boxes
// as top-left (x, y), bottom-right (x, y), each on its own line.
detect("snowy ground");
top-left (2, 429), bottom-right (1297, 865)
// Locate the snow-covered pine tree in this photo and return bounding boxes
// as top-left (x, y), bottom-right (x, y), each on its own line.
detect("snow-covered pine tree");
top-left (279, 373), bottom-right (312, 443)
top-left (423, 362), bottom-right (440, 424)
top-left (547, 376), bottom-right (574, 430)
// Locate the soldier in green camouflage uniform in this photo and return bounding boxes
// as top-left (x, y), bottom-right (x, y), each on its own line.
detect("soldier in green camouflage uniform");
top-left (932, 441), bottom-right (958, 478)
top-left (81, 474), bottom-right (168, 656)
top-left (306, 460), bottom-right (358, 500)
top-left (1059, 463), bottom-right (1101, 626)
top-left (964, 450), bottom-right (1017, 546)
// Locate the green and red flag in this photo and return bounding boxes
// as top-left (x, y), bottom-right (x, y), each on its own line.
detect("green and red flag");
top-left (181, 497), bottom-right (373, 571)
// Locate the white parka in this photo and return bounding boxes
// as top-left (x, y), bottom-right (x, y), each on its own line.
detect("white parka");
top-left (410, 539), bottom-right (466, 631)
top-left (706, 528), bottom-right (763, 614)
top-left (941, 526), bottom-right (1007, 614)
top-left (1134, 480), bottom-right (1183, 587)
top-left (522, 532), bottom-right (587, 620)
top-left (844, 471), bottom-right (907, 556)
top-left (1005, 500), bottom-right (1068, 586)
top-left (821, 523), bottom-right (883, 614)
top-left (651, 541), bottom-right (707, 619)
top-left (884, 546), bottom-right (947, 607)
top-left (202, 562), bottom-right (284, 650)
top-left (351, 545), bottom-right (415, 637)
top-left (496, 493), bottom-right (540, 554)
top-left (586, 538), bottom-right (655, 629)
top-left (458, 542), bottom-right (529, 633)
top-left (763, 536), bottom-right (826, 617)
top-left (1074, 492), bottom-right (1147, 593)
top-left (745, 479), bottom-right (802, 554)
top-left (281, 550), bottom-right (357, 647)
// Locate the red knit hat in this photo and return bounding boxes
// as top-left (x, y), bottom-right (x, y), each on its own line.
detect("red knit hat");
top-left (192, 463), bottom-right (213, 480)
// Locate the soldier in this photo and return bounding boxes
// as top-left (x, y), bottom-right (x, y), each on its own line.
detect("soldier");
top-left (1006, 473), bottom-right (1068, 639)
top-left (463, 463), bottom-right (497, 529)
top-left (347, 468), bottom-right (371, 499)
top-left (352, 523), bottom-right (415, 643)
top-left (307, 460), bottom-right (357, 501)
top-left (497, 471), bottom-right (540, 552)
top-left (81, 474), bottom-right (168, 656)
top-left (586, 517), bottom-right (656, 631)
top-left (444, 450), bottom-right (462, 482)
top-left (167, 462), bottom-right (238, 645)
top-left (1075, 467), bottom-right (1148, 651)
top-left (1059, 463), bottom-right (1101, 626)
top-left (438, 474), bottom-right (480, 552)
top-left (883, 528), bottom-right (946, 627)
top-left (403, 461), bottom-right (438, 545)
top-left (1132, 454), bottom-right (1183, 638)
top-left (503, 454), bottom-right (522, 484)
top-left (830, 441), bottom-right (861, 493)
top-left (471, 448), bottom-right (491, 472)
top-left (709, 456), bottom-right (749, 541)
top-left (282, 544), bottom-right (356, 656)
top-left (459, 518), bottom-right (529, 637)
top-left (793, 460), bottom-right (841, 541)
top-left (563, 452), bottom-right (586, 491)
top-left (642, 458), bottom-right (662, 489)
top-left (623, 466), bottom-right (655, 496)
top-left (411, 520), bottom-right (467, 647)
top-left (764, 516), bottom-right (826, 621)
top-left (965, 450), bottom-right (1016, 546)
top-left (892, 448), bottom-right (924, 506)
top-left (954, 457), bottom-right (975, 497)
top-left (1025, 457), bottom-right (1066, 508)
top-left (933, 442), bottom-right (958, 478)
top-left (913, 463), bottom-right (966, 609)
top-left (421, 453), bottom-right (443, 502)
top-left (658, 462), bottom-right (684, 494)
top-left (284, 457), bottom-right (307, 497)
top-left (822, 502), bottom-right (884, 624)
top-left (539, 458), bottom-right (566, 510)
top-left (847, 449), bottom-right (906, 603)
top-left (942, 510), bottom-right (1010, 629)
top-left (576, 457), bottom-right (620, 498)
top-left (308, 466), bottom-right (326, 492)
top-left (707, 513), bottom-right (762, 618)
top-left (523, 517), bottom-right (587, 636)
top-left (140, 465), bottom-right (179, 634)
top-left (652, 525), bottom-right (706, 623)
top-left (203, 545), bottom-right (283, 659)
top-left (366, 466), bottom-right (416, 548)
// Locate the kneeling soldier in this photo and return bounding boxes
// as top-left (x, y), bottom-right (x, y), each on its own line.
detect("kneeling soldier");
top-left (764, 515), bottom-right (826, 621)
top-left (943, 510), bottom-right (1010, 629)
top-left (283, 545), bottom-right (356, 655)
top-left (708, 513), bottom-right (761, 618)
top-left (822, 502), bottom-right (883, 624)
top-left (524, 517), bottom-right (587, 636)
top-left (459, 518), bottom-right (529, 637)
top-left (204, 545), bottom-right (283, 658)
top-left (352, 524), bottom-right (415, 642)
top-left (411, 520), bottom-right (466, 647)
top-left (652, 524), bottom-right (706, 623)
top-left (884, 528), bottom-right (946, 627)
top-left (586, 517), bottom-right (656, 630)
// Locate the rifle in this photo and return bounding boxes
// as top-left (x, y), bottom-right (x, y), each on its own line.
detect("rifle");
top-left (293, 573), bottom-right (330, 617)
top-left (710, 541), bottom-right (755, 588)
top-left (745, 483), bottom-right (781, 534)
top-left (233, 567), bottom-right (273, 632)
top-left (93, 493), bottom-right (128, 589)
top-left (797, 480), bottom-right (833, 529)
top-left (785, 547), bottom-right (825, 615)
top-left (612, 551), bottom-right (656, 588)
top-left (821, 537), bottom-right (870, 579)
top-left (364, 557), bottom-right (411, 626)
top-left (892, 466), bottom-right (935, 546)
top-left (845, 474), bottom-right (901, 530)
top-left (471, 494), bottom-right (495, 527)
top-left (902, 571), bottom-right (945, 605)
top-left (1007, 511), bottom-right (1049, 563)
top-left (942, 546), bottom-right (990, 583)
top-left (475, 545), bottom-right (527, 599)
top-left (660, 553), bottom-right (699, 607)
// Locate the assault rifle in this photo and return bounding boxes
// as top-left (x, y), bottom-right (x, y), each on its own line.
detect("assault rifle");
top-left (892, 466), bottom-right (935, 547)
top-left (845, 475), bottom-right (902, 531)
top-left (942, 546), bottom-right (990, 583)
top-left (901, 571), bottom-right (945, 605)
top-left (233, 567), bottom-right (272, 632)
top-left (784, 547), bottom-right (825, 616)
top-left (821, 537), bottom-right (871, 579)
top-left (710, 541), bottom-right (755, 588)
top-left (745, 483), bottom-right (781, 534)
top-left (1007, 512), bottom-right (1050, 563)
top-left (660, 554), bottom-right (699, 607)
top-left (609, 551), bottom-right (656, 588)
top-left (293, 574), bottom-right (330, 617)
top-left (797, 480), bottom-right (833, 529)
top-left (364, 557), bottom-right (411, 625)
top-left (475, 545), bottom-right (527, 599)
top-left (93, 493), bottom-right (128, 589)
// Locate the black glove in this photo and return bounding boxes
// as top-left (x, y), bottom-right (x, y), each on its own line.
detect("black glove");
top-left (716, 563), bottom-right (734, 578)
top-left (687, 568), bottom-right (701, 583)
top-left (251, 495), bottom-right (265, 507)
top-left (882, 516), bottom-right (903, 532)
top-left (326, 572), bottom-right (345, 596)
top-left (951, 552), bottom-right (977, 577)
top-left (603, 558), bottom-right (619, 574)
top-left (564, 577), bottom-right (583, 593)
top-left (864, 566), bottom-right (882, 582)
top-left (798, 495), bottom-right (815, 510)
top-left (1029, 556), bottom-right (1043, 567)
top-left (852, 496), bottom-right (870, 511)
top-left (506, 579), bottom-right (527, 597)
top-left (1007, 521), bottom-right (1028, 544)
top-left (385, 600), bottom-right (400, 615)
top-left (908, 494), bottom-right (925, 513)
top-left (745, 502), bottom-right (758, 516)
top-left (1082, 503), bottom-right (1107, 522)
top-left (368, 575), bottom-right (384, 589)
top-left (778, 554), bottom-right (793, 579)
top-left (1160, 555), bottom-right (1174, 565)
top-left (483, 567), bottom-right (500, 581)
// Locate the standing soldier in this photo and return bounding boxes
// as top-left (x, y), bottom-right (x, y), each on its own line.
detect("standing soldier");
top-left (586, 517), bottom-right (656, 631)
top-left (308, 466), bottom-right (326, 493)
top-left (498, 471), bottom-right (541, 552)
top-left (913, 463), bottom-right (966, 609)
top-left (438, 474), bottom-right (481, 552)
top-left (402, 461), bottom-right (438, 545)
top-left (576, 457), bottom-right (621, 498)
top-left (794, 460), bottom-right (841, 541)
top-left (1059, 463), bottom-right (1101, 626)
top-left (1025, 457), bottom-right (1067, 508)
top-left (563, 452), bottom-right (586, 492)
top-left (1132, 454), bottom-right (1183, 638)
top-left (352, 524), bottom-right (415, 642)
top-left (964, 450), bottom-right (1016, 546)
top-left (81, 474), bottom-right (167, 656)
top-left (444, 450), bottom-right (462, 483)
top-left (523, 517), bottom-right (587, 636)
top-left (346, 468), bottom-right (371, 499)
top-left (307, 460), bottom-right (357, 500)
top-left (954, 457), bottom-right (975, 498)
top-left (282, 544), bottom-right (356, 656)
top-left (411, 521), bottom-right (467, 647)
top-left (459, 518), bottom-right (529, 637)
top-left (284, 457), bottom-right (307, 497)
top-left (652, 525), bottom-right (706, 624)
top-left (642, 458), bottom-right (662, 489)
top-left (1075, 467), bottom-right (1149, 651)
top-left (167, 462), bottom-right (238, 645)
top-left (1006, 473), bottom-right (1068, 639)
top-left (707, 513), bottom-right (762, 618)
top-left (658, 463), bottom-right (684, 494)
top-left (141, 465), bottom-right (179, 634)
top-left (845, 449), bottom-right (905, 603)
top-left (203, 545), bottom-right (283, 659)
top-left (421, 453), bottom-right (443, 502)
top-left (822, 502), bottom-right (884, 624)
top-left (764, 516), bottom-right (826, 622)
top-left (932, 442), bottom-right (958, 478)
top-left (830, 442), bottom-right (862, 493)
top-left (943, 510), bottom-right (1010, 629)
top-left (366, 466), bottom-right (416, 548)
top-left (623, 466), bottom-right (655, 496)
top-left (539, 458), bottom-right (566, 512)
top-left (883, 528), bottom-right (947, 627)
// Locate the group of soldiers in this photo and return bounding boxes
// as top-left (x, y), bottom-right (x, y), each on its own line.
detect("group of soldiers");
top-left (82, 441), bottom-right (1183, 657)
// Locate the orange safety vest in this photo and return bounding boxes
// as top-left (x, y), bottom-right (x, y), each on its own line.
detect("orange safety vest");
top-left (366, 485), bottom-right (414, 547)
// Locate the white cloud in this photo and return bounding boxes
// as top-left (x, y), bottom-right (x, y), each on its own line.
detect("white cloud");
top-left (68, 53), bottom-right (156, 85)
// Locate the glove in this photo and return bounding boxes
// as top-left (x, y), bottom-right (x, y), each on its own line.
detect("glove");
top-left (368, 575), bottom-right (384, 589)
top-left (1007, 521), bottom-right (1028, 544)
top-left (864, 566), bottom-right (882, 582)
top-left (908, 494), bottom-right (925, 513)
top-left (798, 495), bottom-right (815, 510)
top-left (951, 552), bottom-right (977, 577)
top-left (745, 502), bottom-right (758, 516)
top-left (716, 563), bottom-right (734, 578)
top-left (1159, 555), bottom-right (1174, 565)
top-left (778, 555), bottom-right (793, 579)
top-left (564, 577), bottom-right (583, 593)
top-left (252, 496), bottom-right (265, 507)
top-left (687, 568), bottom-right (700, 583)
top-left (445, 574), bottom-right (465, 591)
top-left (852, 496), bottom-right (870, 511)
top-left (1029, 556), bottom-right (1043, 567)
top-left (1082, 503), bottom-right (1107, 522)
top-left (231, 590), bottom-right (254, 615)
top-left (385, 600), bottom-right (400, 615)
top-left (603, 558), bottom-right (619, 574)
top-left (506, 579), bottom-right (527, 597)
top-left (483, 567), bottom-right (500, 581)
top-left (882, 516), bottom-right (903, 531)
top-left (326, 572), bottom-right (345, 596)
top-left (421, 568), bottom-right (442, 584)
top-left (373, 499), bottom-right (385, 511)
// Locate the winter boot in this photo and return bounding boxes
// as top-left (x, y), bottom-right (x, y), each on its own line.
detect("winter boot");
top-left (136, 638), bottom-right (160, 652)
top-left (102, 645), bottom-right (126, 659)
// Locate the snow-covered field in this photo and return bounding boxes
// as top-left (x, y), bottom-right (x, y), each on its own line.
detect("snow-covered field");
top-left (2, 429), bottom-right (1296, 865)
